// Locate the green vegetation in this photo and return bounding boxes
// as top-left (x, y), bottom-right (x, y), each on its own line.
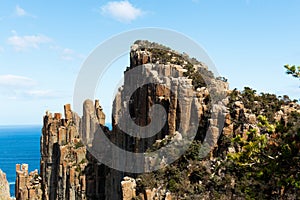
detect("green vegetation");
top-left (228, 87), bottom-right (289, 123)
top-left (74, 141), bottom-right (84, 149)
top-left (132, 46), bottom-right (300, 198)
top-left (137, 87), bottom-right (300, 199)
top-left (146, 47), bottom-right (215, 90)
top-left (79, 158), bottom-right (87, 164)
top-left (285, 64), bottom-right (300, 79)
top-left (226, 116), bottom-right (300, 199)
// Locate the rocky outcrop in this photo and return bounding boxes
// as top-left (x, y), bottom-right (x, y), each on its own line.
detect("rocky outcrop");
top-left (12, 40), bottom-right (300, 199)
top-left (120, 176), bottom-right (173, 200)
top-left (15, 40), bottom-right (229, 200)
top-left (15, 164), bottom-right (42, 200)
top-left (40, 102), bottom-right (108, 200)
top-left (0, 169), bottom-right (10, 200)
top-left (214, 90), bottom-right (300, 158)
top-left (121, 177), bottom-right (136, 200)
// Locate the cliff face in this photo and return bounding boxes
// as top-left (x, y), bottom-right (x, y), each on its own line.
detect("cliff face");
top-left (135, 88), bottom-right (300, 199)
top-left (0, 169), bottom-right (10, 200)
top-left (14, 41), bottom-right (300, 199)
top-left (111, 42), bottom-right (228, 171)
top-left (13, 40), bottom-right (227, 200)
top-left (39, 103), bottom-right (108, 200)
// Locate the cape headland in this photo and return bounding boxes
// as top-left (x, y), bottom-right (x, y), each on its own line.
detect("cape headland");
top-left (3, 40), bottom-right (299, 200)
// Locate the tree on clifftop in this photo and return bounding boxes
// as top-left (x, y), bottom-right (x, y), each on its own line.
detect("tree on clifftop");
top-left (284, 64), bottom-right (300, 79)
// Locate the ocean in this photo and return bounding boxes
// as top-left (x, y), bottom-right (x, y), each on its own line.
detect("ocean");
top-left (0, 125), bottom-right (41, 197)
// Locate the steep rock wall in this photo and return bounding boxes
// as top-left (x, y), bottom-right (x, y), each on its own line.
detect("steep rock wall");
top-left (15, 41), bottom-right (229, 200)
top-left (0, 169), bottom-right (10, 200)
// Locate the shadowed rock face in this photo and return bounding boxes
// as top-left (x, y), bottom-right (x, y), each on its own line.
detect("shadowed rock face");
top-left (0, 169), bottom-right (10, 200)
top-left (15, 40), bottom-right (229, 200)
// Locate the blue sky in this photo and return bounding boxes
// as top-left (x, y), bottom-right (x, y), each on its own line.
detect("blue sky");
top-left (0, 0), bottom-right (299, 125)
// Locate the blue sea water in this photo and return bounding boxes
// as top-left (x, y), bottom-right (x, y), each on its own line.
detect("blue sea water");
top-left (0, 125), bottom-right (41, 197)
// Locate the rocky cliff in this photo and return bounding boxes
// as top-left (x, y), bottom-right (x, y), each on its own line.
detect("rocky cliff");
top-left (15, 164), bottom-right (42, 199)
top-left (0, 169), bottom-right (11, 200)
top-left (36, 41), bottom-right (226, 200)
top-left (14, 41), bottom-right (300, 199)
top-left (39, 103), bottom-right (109, 200)
top-left (135, 88), bottom-right (300, 199)
top-left (13, 40), bottom-right (227, 200)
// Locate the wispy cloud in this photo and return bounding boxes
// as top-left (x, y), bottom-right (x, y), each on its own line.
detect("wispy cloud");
top-left (101, 1), bottom-right (143, 23)
top-left (0, 74), bottom-right (36, 88)
top-left (15, 5), bottom-right (26, 16)
top-left (24, 89), bottom-right (68, 99)
top-left (14, 5), bottom-right (36, 18)
top-left (0, 5), bottom-right (35, 22)
top-left (61, 48), bottom-right (85, 61)
top-left (0, 46), bottom-right (4, 53)
top-left (7, 31), bottom-right (52, 52)
top-left (0, 74), bottom-right (68, 100)
top-left (2, 89), bottom-right (68, 100)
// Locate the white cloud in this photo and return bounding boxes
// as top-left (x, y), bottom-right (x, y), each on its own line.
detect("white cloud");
top-left (15, 5), bottom-right (27, 16)
top-left (62, 48), bottom-right (74, 54)
top-left (7, 31), bottom-right (52, 51)
top-left (2, 89), bottom-right (68, 100)
top-left (61, 48), bottom-right (85, 61)
top-left (0, 74), bottom-right (36, 88)
top-left (61, 48), bottom-right (75, 60)
top-left (25, 90), bottom-right (67, 99)
top-left (0, 74), bottom-right (69, 101)
top-left (101, 1), bottom-right (143, 23)
top-left (49, 45), bottom-right (85, 61)
top-left (14, 5), bottom-right (36, 18)
top-left (0, 46), bottom-right (4, 53)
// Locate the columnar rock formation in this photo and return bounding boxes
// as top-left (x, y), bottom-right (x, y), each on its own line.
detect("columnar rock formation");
top-left (40, 102), bottom-right (108, 200)
top-left (11, 41), bottom-right (300, 199)
top-left (15, 164), bottom-right (42, 200)
top-left (0, 168), bottom-right (10, 200)
top-left (15, 41), bottom-right (229, 200)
